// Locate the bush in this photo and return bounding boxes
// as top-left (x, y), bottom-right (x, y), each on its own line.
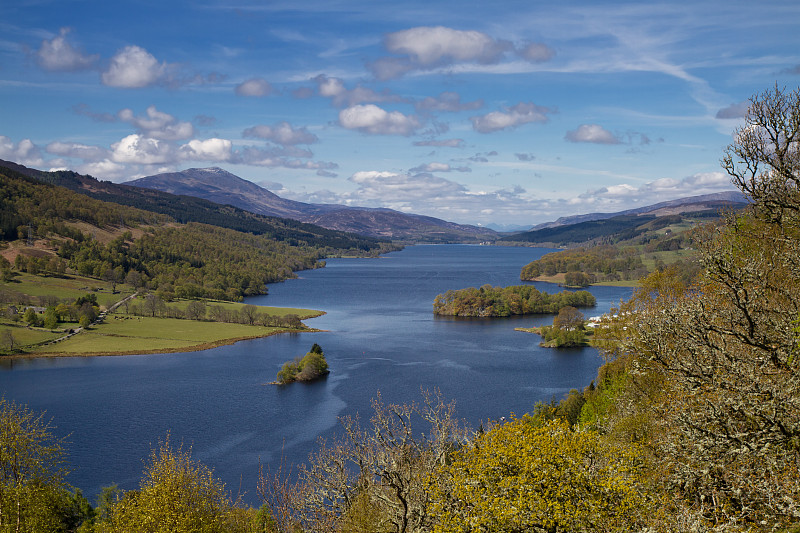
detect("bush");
top-left (275, 345), bottom-right (329, 384)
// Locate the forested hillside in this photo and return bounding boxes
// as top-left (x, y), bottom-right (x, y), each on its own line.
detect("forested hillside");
top-left (0, 165), bottom-right (397, 300)
top-left (1, 161), bottom-right (394, 253)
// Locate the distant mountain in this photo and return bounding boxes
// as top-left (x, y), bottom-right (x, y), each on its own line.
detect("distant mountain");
top-left (127, 167), bottom-right (496, 242)
top-left (530, 191), bottom-right (747, 230)
top-left (503, 192), bottom-right (749, 246)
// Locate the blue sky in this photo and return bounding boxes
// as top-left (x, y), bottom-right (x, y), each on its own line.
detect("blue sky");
top-left (2, 0), bottom-right (799, 225)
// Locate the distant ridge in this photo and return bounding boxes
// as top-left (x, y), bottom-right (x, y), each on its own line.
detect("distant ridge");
top-left (531, 191), bottom-right (747, 230)
top-left (128, 167), bottom-right (496, 242)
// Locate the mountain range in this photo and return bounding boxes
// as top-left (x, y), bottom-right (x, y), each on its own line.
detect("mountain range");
top-left (126, 167), bottom-right (496, 242)
top-left (530, 191), bottom-right (747, 230)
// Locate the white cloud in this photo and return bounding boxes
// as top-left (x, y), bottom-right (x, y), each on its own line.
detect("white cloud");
top-left (314, 75), bottom-right (405, 108)
top-left (409, 162), bottom-right (471, 173)
top-left (102, 45), bottom-right (167, 88)
top-left (110, 134), bottom-right (174, 164)
top-left (242, 122), bottom-right (318, 145)
top-left (565, 124), bottom-right (621, 144)
top-left (375, 26), bottom-right (510, 79)
top-left (415, 91), bottom-right (483, 113)
top-left (76, 160), bottom-right (126, 179)
top-left (0, 137), bottom-right (44, 167)
top-left (349, 170), bottom-right (467, 203)
top-left (36, 28), bottom-right (97, 71)
top-left (471, 102), bottom-right (552, 133)
top-left (579, 171), bottom-right (734, 205)
top-left (517, 42), bottom-right (555, 63)
top-left (118, 106), bottom-right (194, 140)
top-left (235, 77), bottom-right (273, 97)
top-left (45, 141), bottom-right (108, 161)
top-left (339, 104), bottom-right (421, 136)
top-left (180, 138), bottom-right (232, 161)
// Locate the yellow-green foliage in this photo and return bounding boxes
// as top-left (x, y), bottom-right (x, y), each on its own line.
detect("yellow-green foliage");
top-left (93, 439), bottom-right (250, 533)
top-left (276, 344), bottom-right (329, 384)
top-left (427, 417), bottom-right (648, 533)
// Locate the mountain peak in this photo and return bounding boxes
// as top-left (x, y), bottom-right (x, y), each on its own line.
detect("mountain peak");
top-left (127, 167), bottom-right (497, 242)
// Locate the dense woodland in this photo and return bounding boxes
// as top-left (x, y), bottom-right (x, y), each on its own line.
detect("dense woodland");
top-left (519, 219), bottom-right (704, 285)
top-left (0, 166), bottom-right (398, 301)
top-left (3, 86), bottom-right (800, 532)
top-left (432, 284), bottom-right (595, 317)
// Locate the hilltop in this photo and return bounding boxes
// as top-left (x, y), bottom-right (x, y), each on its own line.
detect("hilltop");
top-left (127, 167), bottom-right (497, 242)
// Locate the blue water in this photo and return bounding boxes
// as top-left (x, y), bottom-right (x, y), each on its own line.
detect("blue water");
top-left (0, 244), bottom-right (632, 504)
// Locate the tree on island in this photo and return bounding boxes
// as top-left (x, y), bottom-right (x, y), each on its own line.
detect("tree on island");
top-left (275, 344), bottom-right (329, 384)
top-left (538, 306), bottom-right (589, 347)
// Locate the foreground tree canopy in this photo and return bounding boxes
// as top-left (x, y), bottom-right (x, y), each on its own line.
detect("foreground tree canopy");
top-left (593, 84), bottom-right (800, 529)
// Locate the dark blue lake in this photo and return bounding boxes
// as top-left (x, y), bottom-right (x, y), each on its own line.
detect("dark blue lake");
top-left (0, 244), bottom-right (632, 504)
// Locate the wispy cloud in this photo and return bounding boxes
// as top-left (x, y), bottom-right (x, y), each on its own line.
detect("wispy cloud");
top-left (35, 28), bottom-right (97, 72)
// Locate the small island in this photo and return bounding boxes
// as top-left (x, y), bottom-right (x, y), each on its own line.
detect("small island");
top-left (274, 343), bottom-right (330, 384)
top-left (433, 284), bottom-right (595, 317)
top-left (516, 306), bottom-right (592, 348)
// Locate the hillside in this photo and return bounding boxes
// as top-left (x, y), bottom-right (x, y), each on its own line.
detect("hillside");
top-left (0, 160), bottom-right (396, 254)
top-left (0, 163), bottom-right (398, 301)
top-left (501, 201), bottom-right (743, 247)
top-left (127, 167), bottom-right (497, 242)
top-left (527, 191), bottom-right (746, 231)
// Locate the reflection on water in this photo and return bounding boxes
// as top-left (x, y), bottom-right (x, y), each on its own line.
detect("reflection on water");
top-left (0, 245), bottom-right (632, 504)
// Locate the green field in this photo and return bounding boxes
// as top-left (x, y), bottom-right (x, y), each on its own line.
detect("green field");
top-left (3, 272), bottom-right (131, 308)
top-left (1, 272), bottom-right (324, 356)
top-left (0, 324), bottom-right (63, 347)
top-left (163, 298), bottom-right (322, 319)
top-left (28, 316), bottom-right (313, 355)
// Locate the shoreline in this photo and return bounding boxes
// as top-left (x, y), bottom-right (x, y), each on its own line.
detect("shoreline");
top-left (6, 327), bottom-right (327, 358)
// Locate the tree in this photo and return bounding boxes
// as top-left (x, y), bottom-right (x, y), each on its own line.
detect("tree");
top-left (0, 329), bottom-right (16, 352)
top-left (43, 308), bottom-right (59, 330)
top-left (274, 391), bottom-right (469, 533)
top-left (722, 84), bottom-right (800, 220)
top-left (94, 437), bottom-right (249, 533)
top-left (552, 305), bottom-right (584, 331)
top-left (23, 308), bottom-right (41, 327)
top-left (427, 417), bottom-right (648, 533)
top-left (241, 304), bottom-right (258, 326)
top-left (595, 86), bottom-right (800, 528)
top-left (0, 398), bottom-right (77, 532)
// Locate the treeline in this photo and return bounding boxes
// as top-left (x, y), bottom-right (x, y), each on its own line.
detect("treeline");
top-left (433, 284), bottom-right (595, 317)
top-left (124, 296), bottom-right (304, 329)
top-left (520, 245), bottom-right (646, 284)
top-left (57, 224), bottom-right (323, 301)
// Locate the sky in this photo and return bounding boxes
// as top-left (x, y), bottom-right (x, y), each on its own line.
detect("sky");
top-left (2, 0), bottom-right (800, 227)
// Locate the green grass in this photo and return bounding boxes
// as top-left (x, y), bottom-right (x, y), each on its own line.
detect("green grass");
top-left (2, 273), bottom-right (324, 356)
top-left (0, 323), bottom-right (63, 351)
top-left (3, 272), bottom-right (132, 308)
top-left (29, 316), bottom-right (296, 355)
top-left (164, 298), bottom-right (322, 319)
